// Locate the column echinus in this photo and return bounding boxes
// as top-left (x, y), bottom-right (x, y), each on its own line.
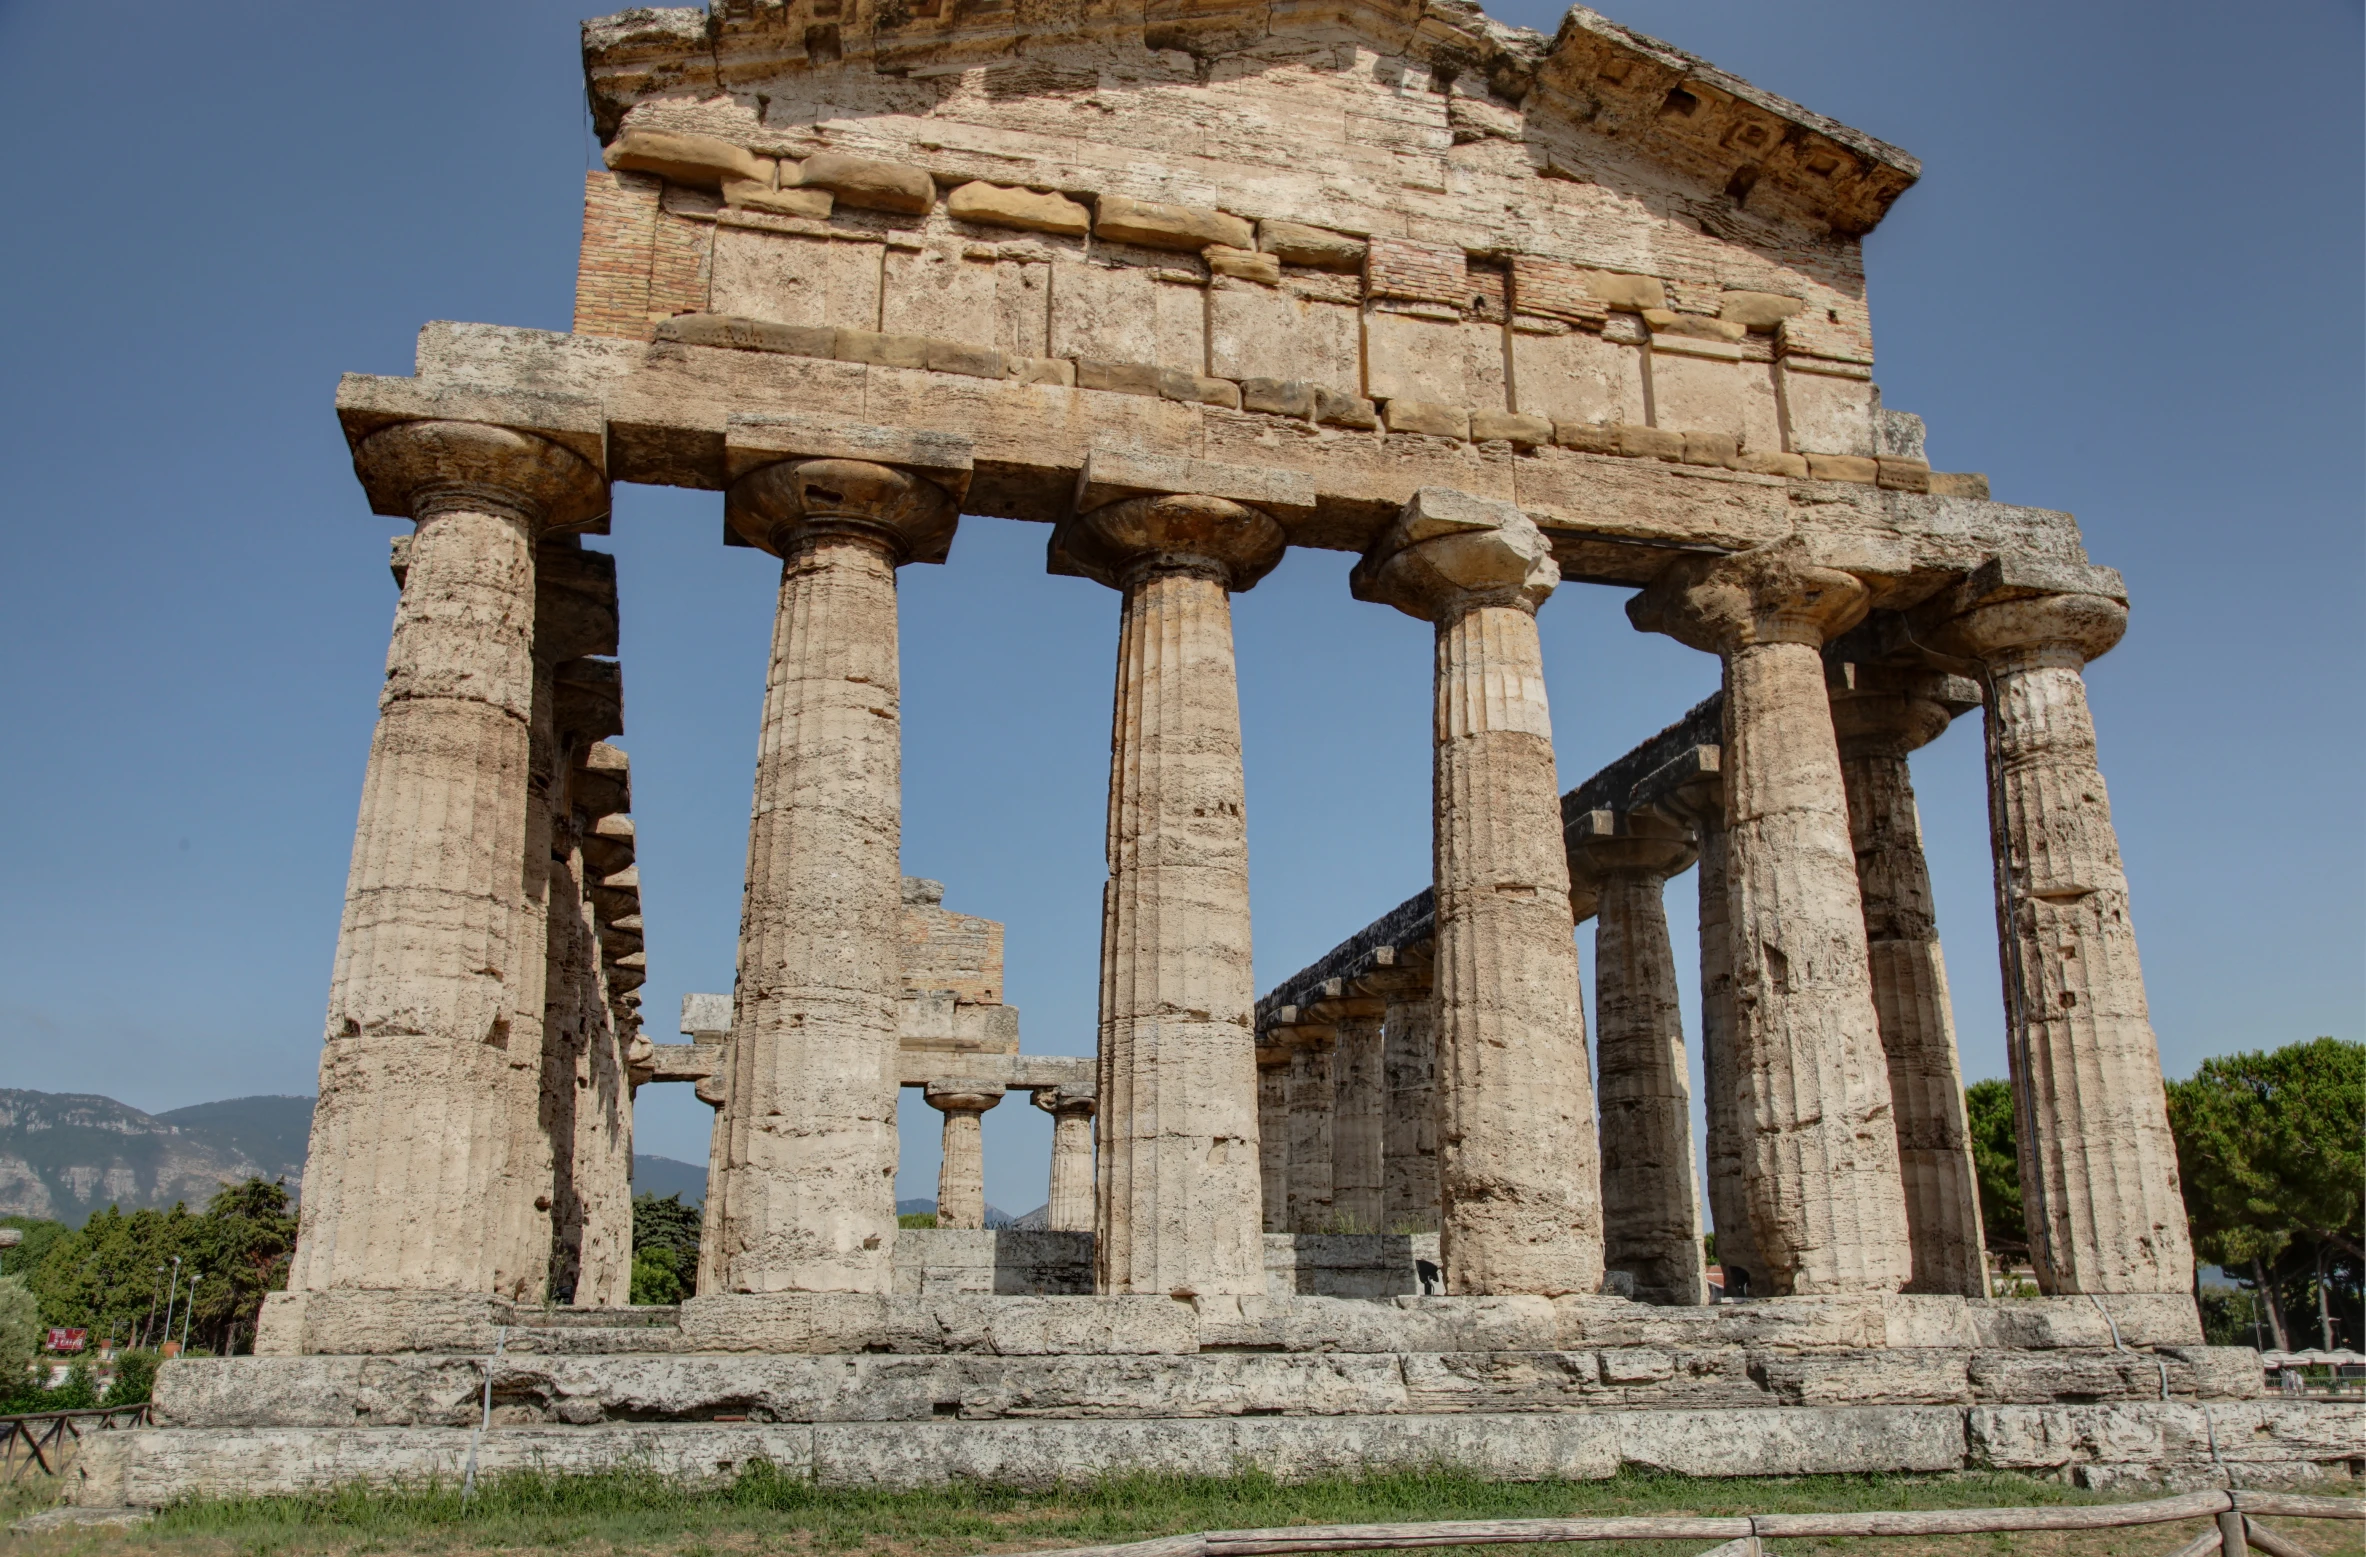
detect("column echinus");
top-left (1826, 653), bottom-right (1990, 1297)
top-left (1051, 453), bottom-right (1297, 1298)
top-left (289, 409), bottom-right (608, 1303)
top-left (1567, 809), bottom-right (1709, 1306)
top-left (1629, 539), bottom-right (1911, 1295)
top-left (707, 416), bottom-right (973, 1294)
top-left (1352, 489), bottom-right (1603, 1297)
top-left (1919, 559), bottom-right (2193, 1294)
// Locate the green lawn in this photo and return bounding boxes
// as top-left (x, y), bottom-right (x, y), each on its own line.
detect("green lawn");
top-left (4, 1463), bottom-right (2354, 1557)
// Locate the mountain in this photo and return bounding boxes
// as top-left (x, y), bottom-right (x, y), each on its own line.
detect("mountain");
top-left (0, 1091), bottom-right (283, 1227)
top-left (896, 1197), bottom-right (1025, 1228)
top-left (632, 1155), bottom-right (708, 1206)
top-left (156, 1096), bottom-right (313, 1184)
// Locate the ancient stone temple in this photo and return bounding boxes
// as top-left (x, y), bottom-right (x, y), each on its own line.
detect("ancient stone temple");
top-left (75, 0), bottom-right (2359, 1508)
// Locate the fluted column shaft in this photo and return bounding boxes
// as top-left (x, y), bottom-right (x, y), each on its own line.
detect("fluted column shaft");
top-left (1354, 489), bottom-right (1603, 1296)
top-left (1033, 1088), bottom-right (1097, 1234)
top-left (1256, 1060), bottom-right (1291, 1233)
top-left (1329, 1010), bottom-right (1386, 1232)
top-left (1933, 584), bottom-right (2191, 1294)
top-left (1831, 671), bottom-right (1989, 1298)
top-left (1578, 833), bottom-right (1707, 1307)
top-left (712, 458), bottom-right (954, 1293)
top-left (1380, 988), bottom-right (1439, 1234)
top-left (1630, 545), bottom-right (1909, 1295)
top-left (1068, 493), bottom-right (1280, 1299)
top-left (719, 532), bottom-right (904, 1288)
top-left (1669, 782), bottom-right (1763, 1298)
top-left (292, 422), bottom-right (604, 1296)
top-left (927, 1084), bottom-right (1003, 1230)
top-left (1284, 1039), bottom-right (1336, 1233)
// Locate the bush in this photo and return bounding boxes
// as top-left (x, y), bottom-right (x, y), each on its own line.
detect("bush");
top-left (629, 1245), bottom-right (687, 1307)
top-left (105, 1349), bottom-right (159, 1407)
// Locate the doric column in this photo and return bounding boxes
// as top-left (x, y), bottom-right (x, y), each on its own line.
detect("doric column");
top-left (1055, 490), bottom-right (1283, 1297)
top-left (1031, 1086), bottom-right (1097, 1234)
top-left (1629, 540), bottom-right (1910, 1295)
top-left (1352, 489), bottom-right (1603, 1297)
top-left (925, 1081), bottom-right (1005, 1230)
top-left (1568, 809), bottom-right (1707, 1306)
top-left (1315, 993), bottom-right (1387, 1233)
top-left (1374, 965), bottom-right (1439, 1235)
top-left (710, 446), bottom-right (962, 1293)
top-left (1647, 751), bottom-right (1763, 1298)
top-left (1921, 562), bottom-right (2192, 1294)
top-left (1255, 1050), bottom-right (1291, 1233)
top-left (1284, 1030), bottom-right (1337, 1233)
top-left (545, 656), bottom-right (630, 1306)
top-left (1828, 658), bottom-right (1990, 1297)
top-left (291, 419), bottom-right (607, 1296)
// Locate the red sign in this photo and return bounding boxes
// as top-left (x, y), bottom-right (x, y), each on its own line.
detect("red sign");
top-left (45, 1328), bottom-right (87, 1353)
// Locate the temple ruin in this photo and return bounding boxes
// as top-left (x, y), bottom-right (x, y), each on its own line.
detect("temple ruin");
top-left (72, 0), bottom-right (2360, 1508)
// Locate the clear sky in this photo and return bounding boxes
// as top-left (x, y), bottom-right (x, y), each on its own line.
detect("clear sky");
top-left (1, 0), bottom-right (2357, 1221)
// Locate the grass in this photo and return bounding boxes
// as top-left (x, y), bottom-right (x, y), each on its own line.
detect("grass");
top-left (8, 1463), bottom-right (2353, 1557)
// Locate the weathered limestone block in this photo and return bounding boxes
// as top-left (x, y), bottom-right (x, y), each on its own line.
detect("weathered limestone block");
top-left (1049, 259), bottom-right (1159, 368)
top-left (1468, 410), bottom-right (1554, 446)
top-left (1352, 490), bottom-right (1603, 1297)
top-left (1753, 1352), bottom-right (1973, 1406)
top-left (1031, 1087), bottom-right (1097, 1234)
top-left (880, 243), bottom-right (998, 350)
top-left (1777, 360), bottom-right (1877, 456)
top-left (1054, 492), bottom-right (1283, 1298)
top-left (605, 128), bottom-right (770, 189)
top-left (1618, 1406), bottom-right (1965, 1477)
top-left (1629, 542), bottom-right (1909, 1296)
top-left (1256, 219), bottom-right (1365, 270)
top-left (1567, 811), bottom-right (1708, 1307)
top-left (1648, 339), bottom-right (1782, 455)
top-left (710, 452), bottom-right (962, 1294)
top-left (1720, 291), bottom-right (1809, 331)
top-left (1384, 398), bottom-right (1469, 439)
top-left (925, 1082), bottom-right (1004, 1231)
top-left (1328, 1009), bottom-right (1386, 1233)
top-left (946, 181), bottom-right (1089, 237)
top-left (1920, 564), bottom-right (2194, 1296)
top-left (1363, 309), bottom-right (1460, 407)
top-left (995, 259), bottom-right (1053, 359)
top-left (1261, 1233), bottom-right (1436, 1301)
top-left (1208, 283), bottom-right (1359, 388)
top-left (893, 1229), bottom-right (1094, 1298)
top-left (709, 227), bottom-right (882, 330)
top-left (1093, 193), bottom-right (1253, 252)
top-left (793, 153), bottom-right (934, 214)
top-left (292, 420), bottom-right (606, 1304)
top-left (723, 181), bottom-right (832, 219)
top-left (1204, 246), bottom-right (1279, 285)
top-left (1284, 1038), bottom-right (1336, 1233)
top-left (1828, 659), bottom-right (1989, 1298)
top-left (1380, 985), bottom-right (1439, 1234)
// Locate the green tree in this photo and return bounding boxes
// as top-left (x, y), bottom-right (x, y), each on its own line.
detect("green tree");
top-left (185, 1179), bottom-right (297, 1354)
top-left (0, 1276), bottom-right (38, 1406)
top-left (16, 1178), bottom-right (297, 1357)
top-left (1963, 1079), bottom-right (2026, 1267)
top-left (630, 1194), bottom-right (701, 1305)
top-left (2168, 1038), bottom-right (2365, 1352)
top-left (0, 1217), bottom-right (71, 1279)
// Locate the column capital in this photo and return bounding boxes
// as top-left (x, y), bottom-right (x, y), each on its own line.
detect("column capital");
top-left (1628, 538), bottom-right (1868, 654)
top-left (923, 1080), bottom-right (1007, 1114)
top-left (728, 457), bottom-right (958, 564)
top-left (1825, 661), bottom-right (1980, 759)
top-left (1351, 488), bottom-right (1558, 623)
top-left (1914, 558), bottom-right (2130, 671)
top-left (1030, 1085), bottom-right (1096, 1120)
top-left (355, 420), bottom-right (609, 532)
top-left (1566, 807), bottom-right (1698, 890)
top-left (1054, 493), bottom-right (1286, 592)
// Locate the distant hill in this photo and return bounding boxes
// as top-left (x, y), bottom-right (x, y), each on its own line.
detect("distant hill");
top-left (0, 1090), bottom-right (287, 1227)
top-left (156, 1096), bottom-right (313, 1184)
top-left (896, 1196), bottom-right (1026, 1229)
top-left (632, 1155), bottom-right (708, 1206)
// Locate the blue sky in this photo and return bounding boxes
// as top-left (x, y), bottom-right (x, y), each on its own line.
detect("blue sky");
top-left (1, 0), bottom-right (2357, 1219)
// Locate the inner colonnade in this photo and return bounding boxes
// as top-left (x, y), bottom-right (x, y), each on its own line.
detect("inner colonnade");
top-left (288, 406), bottom-right (2192, 1310)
